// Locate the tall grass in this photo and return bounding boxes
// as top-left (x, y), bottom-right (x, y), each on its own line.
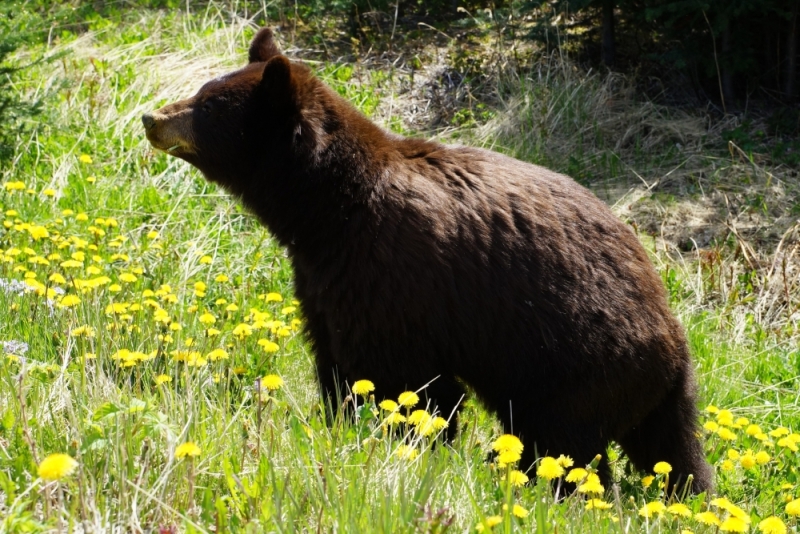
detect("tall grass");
top-left (0, 4), bottom-right (798, 533)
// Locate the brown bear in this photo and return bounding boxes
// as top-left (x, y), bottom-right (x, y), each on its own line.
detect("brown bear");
top-left (143, 28), bottom-right (713, 493)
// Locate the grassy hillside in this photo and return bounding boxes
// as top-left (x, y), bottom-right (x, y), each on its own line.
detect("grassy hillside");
top-left (0, 4), bottom-right (799, 533)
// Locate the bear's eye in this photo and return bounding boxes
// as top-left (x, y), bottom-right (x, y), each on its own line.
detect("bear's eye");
top-left (202, 101), bottom-right (213, 114)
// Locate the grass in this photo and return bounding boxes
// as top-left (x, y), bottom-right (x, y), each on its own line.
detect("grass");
top-left (0, 3), bottom-right (799, 533)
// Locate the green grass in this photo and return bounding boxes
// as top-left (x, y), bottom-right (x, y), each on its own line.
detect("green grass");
top-left (0, 4), bottom-right (799, 533)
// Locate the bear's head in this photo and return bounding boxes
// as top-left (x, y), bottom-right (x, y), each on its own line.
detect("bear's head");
top-left (143, 28), bottom-right (391, 249)
top-left (142, 28), bottom-right (316, 194)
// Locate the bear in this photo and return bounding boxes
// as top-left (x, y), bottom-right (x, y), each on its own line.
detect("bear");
top-left (143, 27), bottom-right (713, 494)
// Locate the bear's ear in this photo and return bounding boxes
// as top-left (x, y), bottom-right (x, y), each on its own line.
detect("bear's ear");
top-left (260, 55), bottom-right (295, 106)
top-left (249, 28), bottom-right (281, 63)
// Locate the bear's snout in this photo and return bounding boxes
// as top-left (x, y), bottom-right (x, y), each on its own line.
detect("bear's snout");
top-left (142, 113), bottom-right (156, 131)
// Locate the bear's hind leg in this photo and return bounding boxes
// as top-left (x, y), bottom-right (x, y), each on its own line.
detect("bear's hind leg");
top-left (617, 364), bottom-right (713, 495)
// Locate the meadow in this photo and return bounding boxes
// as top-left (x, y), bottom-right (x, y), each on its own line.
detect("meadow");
top-left (0, 4), bottom-right (799, 533)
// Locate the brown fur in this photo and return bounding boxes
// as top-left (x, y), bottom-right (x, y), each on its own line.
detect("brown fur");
top-left (143, 28), bottom-right (713, 493)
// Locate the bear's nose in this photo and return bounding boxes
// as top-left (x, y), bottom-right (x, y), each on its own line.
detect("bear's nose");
top-left (141, 113), bottom-right (156, 130)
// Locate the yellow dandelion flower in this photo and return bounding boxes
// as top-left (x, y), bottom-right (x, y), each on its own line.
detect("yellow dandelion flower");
top-left (758, 516), bottom-right (786, 534)
top-left (395, 444), bottom-right (418, 460)
top-left (777, 437), bottom-right (799, 452)
top-left (407, 409), bottom-right (431, 426)
top-left (257, 339), bottom-right (280, 352)
top-left (206, 349), bottom-right (229, 361)
top-left (432, 417), bottom-right (448, 430)
top-left (155, 374), bottom-right (171, 385)
top-left (735, 417), bottom-right (749, 427)
top-left (653, 461), bottom-right (672, 474)
top-left (586, 499), bottom-right (613, 510)
top-left (578, 473), bottom-right (605, 495)
top-left (492, 434), bottom-right (523, 455)
top-left (352, 379), bottom-right (375, 396)
top-left (496, 450), bottom-right (520, 467)
top-left (265, 292), bottom-right (283, 302)
top-left (475, 516), bottom-right (502, 532)
top-left (740, 453), bottom-right (757, 469)
top-left (718, 428), bottom-right (737, 441)
top-left (704, 421), bottom-right (720, 432)
top-left (770, 427), bottom-right (790, 438)
top-left (262, 374), bottom-right (283, 391)
top-left (556, 454), bottom-right (574, 468)
top-left (504, 470), bottom-right (529, 487)
top-left (379, 399), bottom-right (398, 412)
top-left (119, 272), bottom-right (137, 283)
top-left (38, 453), bottom-right (78, 481)
top-left (695, 512), bottom-right (721, 526)
top-left (232, 323), bottom-right (253, 338)
top-left (226, 303), bottom-right (240, 312)
top-left (536, 457), bottom-right (564, 480)
top-left (721, 459), bottom-right (735, 471)
top-left (717, 410), bottom-right (734, 426)
top-left (511, 504), bottom-right (529, 518)
top-left (281, 306), bottom-right (297, 315)
top-left (786, 498), bottom-right (800, 516)
top-left (727, 449), bottom-right (741, 460)
top-left (198, 312), bottom-right (216, 325)
top-left (639, 501), bottom-right (666, 518)
top-left (754, 451), bottom-right (770, 464)
top-left (666, 503), bottom-right (692, 518)
top-left (86, 176), bottom-right (96, 183)
top-left (175, 442), bottom-right (201, 458)
top-left (383, 412), bottom-right (406, 425)
top-left (58, 294), bottom-right (81, 308)
top-left (214, 274), bottom-right (228, 282)
top-left (565, 467), bottom-right (588, 483)
top-left (397, 391), bottom-right (419, 407)
top-left (78, 154), bottom-right (92, 164)
top-left (706, 404), bottom-right (719, 413)
top-left (641, 475), bottom-right (655, 488)
top-left (720, 517), bottom-right (748, 532)
top-left (42, 188), bottom-right (56, 197)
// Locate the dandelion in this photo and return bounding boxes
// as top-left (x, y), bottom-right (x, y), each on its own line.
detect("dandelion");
top-left (586, 499), bottom-right (613, 510)
top-left (496, 450), bottom-right (521, 467)
top-left (175, 442), bottom-right (201, 458)
top-left (740, 452), bottom-right (757, 469)
top-left (727, 449), bottom-right (741, 460)
top-left (257, 339), bottom-right (279, 352)
top-left (641, 475), bottom-right (655, 488)
top-left (265, 292), bottom-right (283, 302)
top-left (758, 516), bottom-right (787, 534)
top-left (397, 391), bottom-right (419, 407)
top-left (199, 312), bottom-right (216, 325)
top-left (199, 255), bottom-right (212, 264)
top-left (577, 473), bottom-right (605, 495)
top-left (536, 457), bottom-right (564, 480)
top-left (395, 444), bottom-right (418, 460)
top-left (755, 451), bottom-right (770, 464)
top-left (281, 306), bottom-right (297, 315)
top-left (653, 461), bottom-right (672, 474)
top-left (119, 272), bottom-right (137, 283)
top-left (720, 517), bottom-right (748, 532)
top-left (261, 374), bottom-right (283, 391)
top-left (38, 453), bottom-right (78, 481)
top-left (206, 349), bottom-right (229, 361)
top-left (475, 516), bottom-right (502, 532)
top-left (70, 325), bottom-right (96, 337)
top-left (226, 304), bottom-right (240, 313)
top-left (155, 374), bottom-right (172, 385)
top-left (379, 399), bottom-right (398, 412)
top-left (432, 417), bottom-right (448, 430)
top-left (79, 154), bottom-right (93, 164)
top-left (352, 379), bottom-right (375, 396)
top-left (555, 454), bottom-right (573, 468)
top-left (704, 421), bottom-right (720, 432)
top-left (232, 323), bottom-right (253, 338)
top-left (717, 410), bottom-right (734, 426)
top-left (58, 295), bottom-right (81, 308)
top-left (769, 427), bottom-right (790, 438)
top-left (718, 428), bottom-right (737, 441)
top-left (504, 470), bottom-right (529, 487)
top-left (639, 501), bottom-right (666, 518)
top-left (383, 412), bottom-right (406, 425)
top-left (492, 434), bottom-right (523, 455)
top-left (565, 467), bottom-right (588, 483)
top-left (214, 274), bottom-right (229, 282)
top-left (695, 512), bottom-right (721, 526)
top-left (42, 188), bottom-right (56, 197)
top-left (667, 504), bottom-right (692, 518)
top-left (786, 498), bottom-right (800, 516)
top-left (511, 504), bottom-right (529, 518)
